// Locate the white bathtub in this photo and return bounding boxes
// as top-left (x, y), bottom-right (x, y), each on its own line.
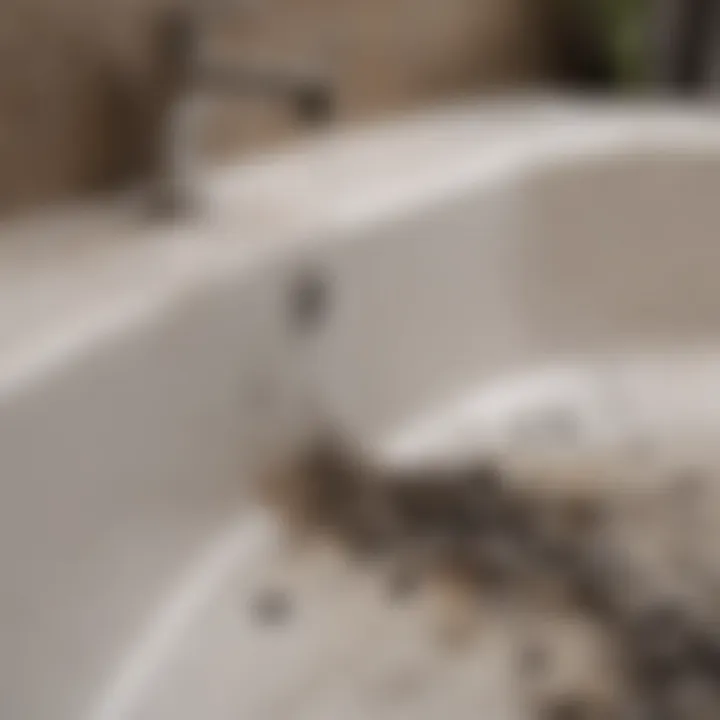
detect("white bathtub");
top-left (4, 100), bottom-right (720, 720)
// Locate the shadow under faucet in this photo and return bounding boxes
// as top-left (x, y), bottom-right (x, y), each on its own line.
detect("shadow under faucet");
top-left (147, 3), bottom-right (335, 219)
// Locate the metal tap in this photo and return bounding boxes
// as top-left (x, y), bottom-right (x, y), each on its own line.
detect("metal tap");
top-left (148, 3), bottom-right (335, 218)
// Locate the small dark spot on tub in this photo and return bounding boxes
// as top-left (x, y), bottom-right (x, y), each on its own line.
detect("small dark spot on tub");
top-left (563, 497), bottom-right (608, 538)
top-left (251, 588), bottom-right (293, 626)
top-left (569, 542), bottom-right (624, 620)
top-left (387, 562), bottom-right (422, 601)
top-left (288, 268), bottom-right (329, 334)
top-left (519, 641), bottom-right (550, 679)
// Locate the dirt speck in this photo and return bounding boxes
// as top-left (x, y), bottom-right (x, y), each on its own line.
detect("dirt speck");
top-left (251, 588), bottom-right (293, 626)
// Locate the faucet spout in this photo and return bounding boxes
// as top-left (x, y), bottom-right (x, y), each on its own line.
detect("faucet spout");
top-left (199, 62), bottom-right (335, 124)
top-left (148, 4), bottom-right (335, 218)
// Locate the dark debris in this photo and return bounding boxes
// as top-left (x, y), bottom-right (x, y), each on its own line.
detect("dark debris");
top-left (280, 432), bottom-right (720, 719)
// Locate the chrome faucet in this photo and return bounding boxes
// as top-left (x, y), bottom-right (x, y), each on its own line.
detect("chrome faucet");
top-left (147, 3), bottom-right (335, 218)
